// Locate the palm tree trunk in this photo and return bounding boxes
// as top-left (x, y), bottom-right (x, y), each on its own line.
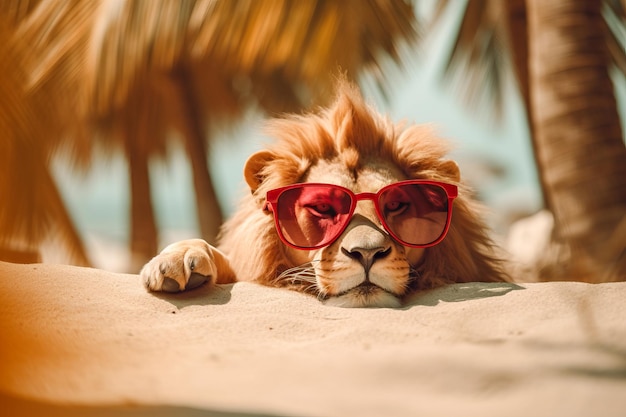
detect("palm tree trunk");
top-left (171, 68), bottom-right (224, 245)
top-left (126, 135), bottom-right (158, 272)
top-left (526, 0), bottom-right (626, 280)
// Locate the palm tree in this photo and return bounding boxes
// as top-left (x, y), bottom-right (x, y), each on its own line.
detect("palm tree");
top-left (430, 0), bottom-right (626, 281)
top-left (1, 0), bottom-right (416, 271)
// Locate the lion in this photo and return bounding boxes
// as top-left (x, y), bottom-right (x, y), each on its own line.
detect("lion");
top-left (140, 80), bottom-right (509, 307)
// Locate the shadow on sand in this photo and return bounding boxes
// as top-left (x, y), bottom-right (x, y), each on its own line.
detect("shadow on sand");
top-left (406, 282), bottom-right (525, 307)
top-left (150, 280), bottom-right (235, 309)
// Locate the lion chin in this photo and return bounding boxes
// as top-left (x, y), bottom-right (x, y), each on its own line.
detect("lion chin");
top-left (323, 283), bottom-right (402, 308)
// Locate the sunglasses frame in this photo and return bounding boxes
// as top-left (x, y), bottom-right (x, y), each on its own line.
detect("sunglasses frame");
top-left (263, 180), bottom-right (458, 250)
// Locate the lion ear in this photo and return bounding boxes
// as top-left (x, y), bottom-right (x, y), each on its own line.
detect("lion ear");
top-left (244, 150), bottom-right (275, 192)
top-left (440, 160), bottom-right (461, 182)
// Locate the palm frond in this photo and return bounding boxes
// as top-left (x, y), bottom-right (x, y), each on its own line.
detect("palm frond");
top-left (0, 0), bottom-right (40, 24)
top-left (0, 19), bottom-right (49, 245)
top-left (0, 18), bottom-right (89, 265)
top-left (82, 0), bottom-right (417, 116)
top-left (22, 0), bottom-right (417, 149)
top-left (429, 0), bottom-right (625, 121)
top-left (13, 0), bottom-right (98, 166)
top-left (431, 0), bottom-right (510, 121)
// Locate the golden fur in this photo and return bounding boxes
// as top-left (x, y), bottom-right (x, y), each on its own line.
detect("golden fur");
top-left (141, 80), bottom-right (509, 307)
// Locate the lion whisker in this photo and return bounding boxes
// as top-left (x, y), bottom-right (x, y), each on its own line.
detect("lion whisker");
top-left (405, 267), bottom-right (423, 292)
top-left (277, 264), bottom-right (317, 283)
top-left (273, 262), bottom-right (321, 296)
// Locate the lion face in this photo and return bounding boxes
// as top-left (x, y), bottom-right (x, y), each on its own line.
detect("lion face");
top-left (219, 80), bottom-right (508, 308)
top-left (280, 158), bottom-right (425, 308)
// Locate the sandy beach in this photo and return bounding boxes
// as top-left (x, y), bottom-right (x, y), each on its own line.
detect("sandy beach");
top-left (1, 261), bottom-right (625, 416)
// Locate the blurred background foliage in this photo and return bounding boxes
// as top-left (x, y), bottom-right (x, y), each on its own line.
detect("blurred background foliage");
top-left (0, 0), bottom-right (624, 281)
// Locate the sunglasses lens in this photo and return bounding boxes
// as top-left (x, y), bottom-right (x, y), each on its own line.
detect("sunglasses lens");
top-left (275, 185), bottom-right (352, 248)
top-left (379, 183), bottom-right (450, 246)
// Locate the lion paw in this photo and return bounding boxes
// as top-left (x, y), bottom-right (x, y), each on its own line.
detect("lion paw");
top-left (140, 239), bottom-right (217, 293)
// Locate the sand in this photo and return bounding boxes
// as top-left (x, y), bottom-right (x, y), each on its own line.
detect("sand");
top-left (1, 261), bottom-right (625, 416)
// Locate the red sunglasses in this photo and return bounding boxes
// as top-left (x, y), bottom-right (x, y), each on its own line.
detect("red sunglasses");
top-left (263, 180), bottom-right (458, 250)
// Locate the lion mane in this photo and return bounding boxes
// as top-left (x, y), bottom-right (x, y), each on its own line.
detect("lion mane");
top-left (218, 80), bottom-right (509, 295)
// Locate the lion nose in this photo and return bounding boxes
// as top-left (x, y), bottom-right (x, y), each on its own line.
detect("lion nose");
top-left (341, 241), bottom-right (392, 273)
